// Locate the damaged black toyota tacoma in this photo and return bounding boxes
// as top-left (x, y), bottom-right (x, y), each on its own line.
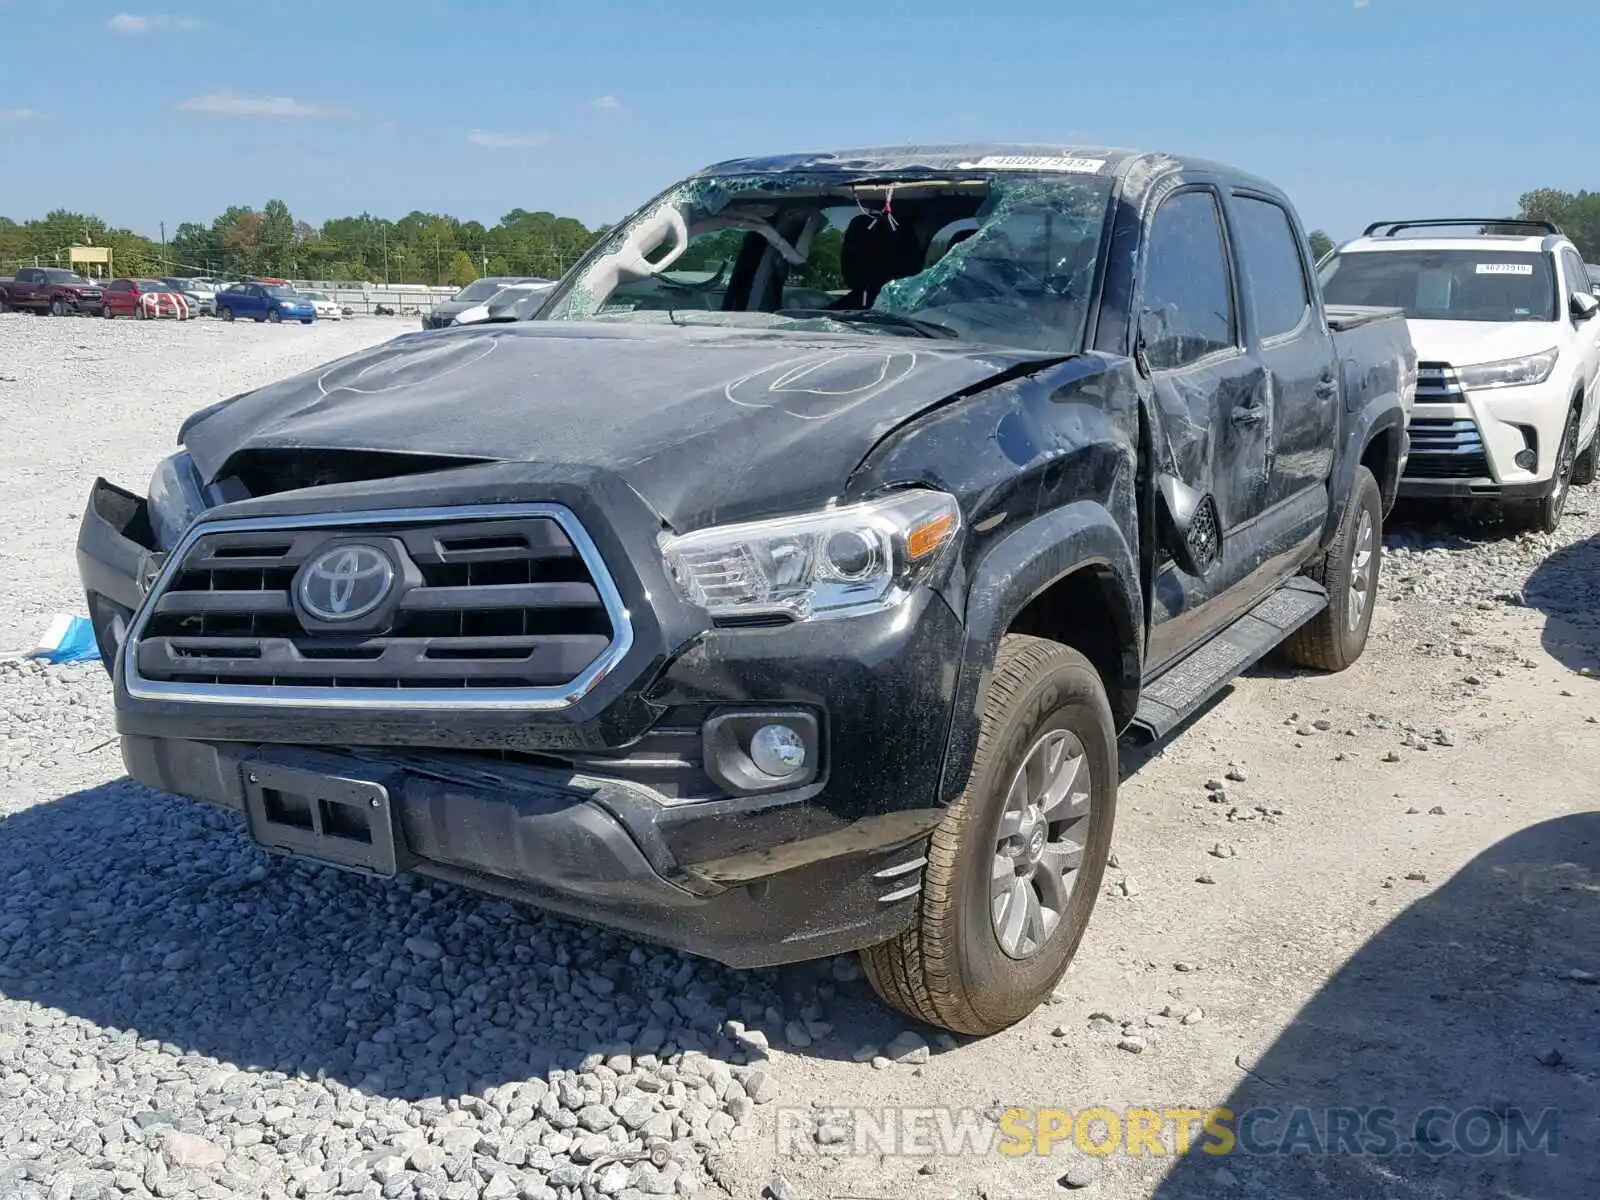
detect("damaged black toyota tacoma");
top-left (76, 146), bottom-right (1416, 1035)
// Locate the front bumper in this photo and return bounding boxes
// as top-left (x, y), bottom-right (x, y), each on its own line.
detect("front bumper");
top-left (75, 472), bottom-right (961, 966)
top-left (1400, 377), bottom-right (1573, 499)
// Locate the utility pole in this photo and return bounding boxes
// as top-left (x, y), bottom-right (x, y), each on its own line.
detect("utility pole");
top-left (160, 222), bottom-right (166, 268)
top-left (382, 225), bottom-right (389, 285)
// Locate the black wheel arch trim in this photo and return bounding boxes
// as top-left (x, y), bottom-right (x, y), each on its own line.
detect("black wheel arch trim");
top-left (938, 500), bottom-right (1141, 804)
top-left (1329, 395), bottom-right (1407, 538)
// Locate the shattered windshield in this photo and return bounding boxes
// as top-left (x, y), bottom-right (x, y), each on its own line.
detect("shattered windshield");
top-left (541, 171), bottom-right (1115, 355)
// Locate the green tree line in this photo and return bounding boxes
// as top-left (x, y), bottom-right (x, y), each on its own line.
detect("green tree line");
top-left (1517, 189), bottom-right (1600, 260)
top-left (0, 200), bottom-right (605, 285)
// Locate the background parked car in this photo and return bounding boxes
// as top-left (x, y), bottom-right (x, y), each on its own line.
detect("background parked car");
top-left (161, 277), bottom-right (217, 317)
top-left (481, 280), bottom-right (558, 323)
top-left (1320, 218), bottom-right (1600, 532)
top-left (0, 267), bottom-right (105, 316)
top-left (299, 290), bottom-right (344, 320)
top-left (1588, 263), bottom-right (1600, 296)
top-left (216, 283), bottom-right (317, 324)
top-left (421, 276), bottom-right (548, 329)
top-left (101, 278), bottom-right (190, 320)
top-left (452, 280), bottom-right (556, 326)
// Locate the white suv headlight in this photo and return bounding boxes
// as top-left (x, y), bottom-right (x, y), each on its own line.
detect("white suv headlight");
top-left (661, 490), bottom-right (962, 622)
top-left (1456, 348), bottom-right (1559, 391)
top-left (147, 451), bottom-right (209, 550)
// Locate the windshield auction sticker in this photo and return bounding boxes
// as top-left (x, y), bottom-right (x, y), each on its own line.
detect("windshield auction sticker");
top-left (1476, 263), bottom-right (1535, 275)
top-left (962, 156), bottom-right (1107, 173)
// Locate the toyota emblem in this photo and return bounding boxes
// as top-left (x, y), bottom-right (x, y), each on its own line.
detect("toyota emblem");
top-left (295, 544), bottom-right (397, 622)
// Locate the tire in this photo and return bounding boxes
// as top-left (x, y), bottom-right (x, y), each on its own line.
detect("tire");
top-left (103, 305), bottom-right (114, 320)
top-left (1509, 407), bottom-right (1580, 534)
top-left (861, 635), bottom-right (1117, 1035)
top-left (1281, 465), bottom-right (1382, 672)
top-left (50, 298), bottom-right (67, 317)
top-left (134, 304), bottom-right (146, 321)
top-left (267, 309), bottom-right (282, 324)
top-left (1573, 433), bottom-right (1597, 487)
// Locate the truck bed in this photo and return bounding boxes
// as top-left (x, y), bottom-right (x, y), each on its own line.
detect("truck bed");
top-left (1327, 303), bottom-right (1416, 427)
top-left (1325, 303), bottom-right (1405, 333)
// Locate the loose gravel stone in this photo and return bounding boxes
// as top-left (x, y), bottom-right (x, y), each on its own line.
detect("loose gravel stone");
top-left (883, 1031), bottom-right (931, 1064)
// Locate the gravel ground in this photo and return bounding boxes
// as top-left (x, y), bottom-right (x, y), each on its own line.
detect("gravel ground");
top-left (0, 314), bottom-right (1595, 1200)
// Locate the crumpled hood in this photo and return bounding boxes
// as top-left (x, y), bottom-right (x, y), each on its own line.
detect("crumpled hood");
top-left (1406, 319), bottom-right (1565, 369)
top-left (180, 320), bottom-right (1059, 530)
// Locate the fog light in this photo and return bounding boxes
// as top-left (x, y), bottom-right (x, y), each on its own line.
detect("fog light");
top-left (1514, 449), bottom-right (1536, 471)
top-left (750, 724), bottom-right (806, 777)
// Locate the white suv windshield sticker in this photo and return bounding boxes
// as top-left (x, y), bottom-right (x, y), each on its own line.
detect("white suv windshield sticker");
top-left (962, 155), bottom-right (1106, 173)
top-left (1476, 263), bottom-right (1534, 276)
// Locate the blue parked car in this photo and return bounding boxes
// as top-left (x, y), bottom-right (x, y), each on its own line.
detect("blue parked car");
top-left (216, 283), bottom-right (317, 324)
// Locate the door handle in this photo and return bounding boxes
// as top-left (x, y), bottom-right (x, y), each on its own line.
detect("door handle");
top-left (1314, 374), bottom-right (1339, 399)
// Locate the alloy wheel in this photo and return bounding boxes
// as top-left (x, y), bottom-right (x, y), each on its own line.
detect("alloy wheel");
top-left (990, 729), bottom-right (1093, 959)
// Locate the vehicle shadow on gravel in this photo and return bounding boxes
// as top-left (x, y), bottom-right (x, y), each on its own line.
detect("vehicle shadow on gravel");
top-left (1523, 532), bottom-right (1600, 673)
top-left (0, 779), bottom-right (810, 1102)
top-left (1150, 811), bottom-right (1600, 1200)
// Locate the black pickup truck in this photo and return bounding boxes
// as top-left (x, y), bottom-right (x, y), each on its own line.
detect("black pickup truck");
top-left (76, 146), bottom-right (1415, 1034)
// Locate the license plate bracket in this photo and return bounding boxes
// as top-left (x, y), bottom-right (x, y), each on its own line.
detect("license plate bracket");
top-left (240, 753), bottom-right (411, 878)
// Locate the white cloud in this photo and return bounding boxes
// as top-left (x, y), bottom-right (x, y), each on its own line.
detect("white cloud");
top-left (108, 12), bottom-right (205, 34)
top-left (590, 95), bottom-right (623, 112)
top-left (468, 129), bottom-right (550, 149)
top-left (177, 91), bottom-right (335, 118)
top-left (0, 107), bottom-right (41, 121)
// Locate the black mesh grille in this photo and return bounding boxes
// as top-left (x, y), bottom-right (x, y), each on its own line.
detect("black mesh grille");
top-left (1404, 417), bottom-right (1490, 480)
top-left (136, 515), bottom-right (617, 690)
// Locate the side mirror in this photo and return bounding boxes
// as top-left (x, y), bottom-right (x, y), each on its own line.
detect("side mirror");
top-left (1156, 473), bottom-right (1222, 576)
top-left (1573, 291), bottom-right (1600, 323)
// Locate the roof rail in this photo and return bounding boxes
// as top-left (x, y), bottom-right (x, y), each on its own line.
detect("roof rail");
top-left (1361, 218), bottom-right (1563, 238)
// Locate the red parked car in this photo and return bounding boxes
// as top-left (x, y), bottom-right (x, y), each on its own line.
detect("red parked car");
top-left (102, 278), bottom-right (191, 320)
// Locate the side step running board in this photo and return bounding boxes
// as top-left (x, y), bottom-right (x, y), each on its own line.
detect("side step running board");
top-left (1129, 577), bottom-right (1328, 742)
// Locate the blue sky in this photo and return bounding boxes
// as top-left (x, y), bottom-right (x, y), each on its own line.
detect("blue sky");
top-left (0, 0), bottom-right (1593, 241)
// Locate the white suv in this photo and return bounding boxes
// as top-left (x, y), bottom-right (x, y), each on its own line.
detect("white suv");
top-left (1320, 219), bottom-right (1600, 531)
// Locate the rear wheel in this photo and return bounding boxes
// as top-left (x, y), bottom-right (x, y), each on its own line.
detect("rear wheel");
top-left (1510, 408), bottom-right (1579, 534)
top-left (861, 635), bottom-right (1117, 1035)
top-left (1282, 465), bottom-right (1382, 672)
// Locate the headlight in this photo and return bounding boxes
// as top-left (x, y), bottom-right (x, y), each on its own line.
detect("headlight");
top-left (661, 490), bottom-right (961, 622)
top-left (147, 451), bottom-right (209, 550)
top-left (1456, 349), bottom-right (1559, 391)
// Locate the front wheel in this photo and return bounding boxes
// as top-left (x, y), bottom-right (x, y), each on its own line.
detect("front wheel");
top-left (862, 635), bottom-right (1117, 1035)
top-left (267, 309), bottom-right (282, 324)
top-left (1281, 465), bottom-right (1382, 672)
top-left (300, 318), bottom-right (313, 325)
top-left (50, 298), bottom-right (67, 317)
top-left (1509, 408), bottom-right (1579, 534)
top-left (220, 307), bottom-right (234, 322)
